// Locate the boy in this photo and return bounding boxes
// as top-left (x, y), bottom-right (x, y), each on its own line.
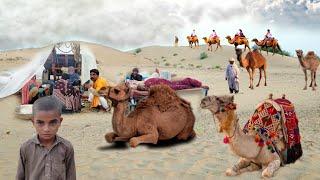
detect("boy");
top-left (16, 96), bottom-right (76, 180)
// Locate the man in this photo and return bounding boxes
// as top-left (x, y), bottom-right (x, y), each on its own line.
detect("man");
top-left (209, 29), bottom-right (218, 40)
top-left (174, 36), bottom-right (179, 47)
top-left (87, 69), bottom-right (110, 111)
top-left (68, 66), bottom-right (80, 86)
top-left (191, 29), bottom-right (196, 37)
top-left (263, 29), bottom-right (273, 46)
top-left (233, 29), bottom-right (245, 41)
top-left (130, 68), bottom-right (143, 81)
top-left (16, 96), bottom-right (76, 180)
top-left (225, 58), bottom-right (240, 94)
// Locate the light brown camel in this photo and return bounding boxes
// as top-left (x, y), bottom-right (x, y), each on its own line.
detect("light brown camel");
top-left (202, 37), bottom-right (222, 51)
top-left (252, 38), bottom-right (282, 55)
top-left (187, 36), bottom-right (199, 48)
top-left (200, 95), bottom-right (286, 177)
top-left (226, 35), bottom-right (250, 51)
top-left (235, 48), bottom-right (267, 89)
top-left (104, 83), bottom-right (196, 147)
top-left (295, 49), bottom-right (319, 90)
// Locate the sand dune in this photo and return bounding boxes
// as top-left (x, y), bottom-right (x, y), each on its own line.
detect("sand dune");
top-left (0, 42), bottom-right (319, 179)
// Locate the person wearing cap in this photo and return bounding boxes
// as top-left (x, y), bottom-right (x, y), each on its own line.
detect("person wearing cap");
top-left (209, 29), bottom-right (218, 40)
top-left (191, 29), bottom-right (197, 37)
top-left (130, 68), bottom-right (143, 81)
top-left (225, 58), bottom-right (240, 94)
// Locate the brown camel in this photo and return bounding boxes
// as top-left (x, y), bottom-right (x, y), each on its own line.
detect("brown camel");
top-left (235, 48), bottom-right (267, 89)
top-left (226, 35), bottom-right (250, 51)
top-left (202, 37), bottom-right (222, 51)
top-left (295, 50), bottom-right (319, 90)
top-left (104, 83), bottom-right (196, 147)
top-left (252, 38), bottom-right (282, 55)
top-left (187, 36), bottom-right (199, 48)
top-left (200, 95), bottom-right (301, 177)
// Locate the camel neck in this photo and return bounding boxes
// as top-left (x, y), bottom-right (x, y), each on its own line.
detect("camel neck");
top-left (297, 56), bottom-right (307, 68)
top-left (112, 102), bottom-right (135, 137)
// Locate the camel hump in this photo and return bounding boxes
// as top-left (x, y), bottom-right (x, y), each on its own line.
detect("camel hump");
top-left (306, 51), bottom-right (315, 57)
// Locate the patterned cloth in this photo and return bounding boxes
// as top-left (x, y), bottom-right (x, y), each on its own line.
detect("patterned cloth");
top-left (243, 98), bottom-right (302, 164)
top-left (53, 79), bottom-right (81, 112)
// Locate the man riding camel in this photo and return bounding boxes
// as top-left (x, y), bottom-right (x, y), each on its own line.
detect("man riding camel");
top-left (233, 29), bottom-right (245, 41)
top-left (262, 29), bottom-right (274, 46)
top-left (209, 29), bottom-right (218, 40)
top-left (191, 29), bottom-right (197, 38)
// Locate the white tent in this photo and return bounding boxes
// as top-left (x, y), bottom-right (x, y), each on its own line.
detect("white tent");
top-left (0, 42), bottom-right (97, 98)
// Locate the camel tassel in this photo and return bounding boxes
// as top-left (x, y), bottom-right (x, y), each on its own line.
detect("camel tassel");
top-left (269, 93), bottom-right (273, 99)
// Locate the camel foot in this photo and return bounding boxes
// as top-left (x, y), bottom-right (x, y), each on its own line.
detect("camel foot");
top-left (105, 132), bottom-right (117, 143)
top-left (264, 83), bottom-right (267, 86)
top-left (303, 87), bottom-right (307, 90)
top-left (190, 130), bottom-right (196, 139)
top-left (262, 168), bottom-right (273, 178)
top-left (225, 168), bottom-right (238, 176)
top-left (256, 84), bottom-right (260, 87)
top-left (129, 137), bottom-right (140, 148)
top-left (312, 87), bottom-right (316, 91)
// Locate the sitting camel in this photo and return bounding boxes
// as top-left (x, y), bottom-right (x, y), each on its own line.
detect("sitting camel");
top-left (187, 36), bottom-right (199, 48)
top-left (252, 38), bottom-right (282, 56)
top-left (202, 37), bottom-right (222, 51)
top-left (105, 83), bottom-right (196, 147)
top-left (235, 48), bottom-right (267, 89)
top-left (226, 35), bottom-right (250, 51)
top-left (296, 50), bottom-right (319, 90)
top-left (200, 94), bottom-right (302, 177)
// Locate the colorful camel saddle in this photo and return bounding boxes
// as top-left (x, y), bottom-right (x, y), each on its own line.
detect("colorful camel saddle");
top-left (243, 97), bottom-right (303, 164)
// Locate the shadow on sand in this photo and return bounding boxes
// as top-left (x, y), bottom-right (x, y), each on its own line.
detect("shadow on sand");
top-left (97, 142), bottom-right (129, 151)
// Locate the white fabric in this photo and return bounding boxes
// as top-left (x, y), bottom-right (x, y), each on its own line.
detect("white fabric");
top-left (0, 45), bottom-right (54, 98)
top-left (80, 45), bottom-right (97, 83)
top-left (88, 92), bottom-right (109, 109)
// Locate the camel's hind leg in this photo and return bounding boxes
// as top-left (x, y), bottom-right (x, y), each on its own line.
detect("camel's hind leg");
top-left (309, 71), bottom-right (317, 87)
top-left (311, 71), bottom-right (316, 91)
top-left (176, 110), bottom-right (196, 140)
top-left (261, 159), bottom-right (281, 177)
top-left (256, 68), bottom-right (262, 87)
top-left (129, 124), bottom-right (159, 147)
top-left (226, 158), bottom-right (260, 176)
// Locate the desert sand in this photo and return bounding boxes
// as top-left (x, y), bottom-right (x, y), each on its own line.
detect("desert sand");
top-left (0, 42), bottom-right (319, 179)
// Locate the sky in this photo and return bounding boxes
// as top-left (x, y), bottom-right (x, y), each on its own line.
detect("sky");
top-left (0, 0), bottom-right (320, 55)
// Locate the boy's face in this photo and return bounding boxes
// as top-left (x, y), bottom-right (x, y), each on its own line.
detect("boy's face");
top-left (32, 110), bottom-right (63, 141)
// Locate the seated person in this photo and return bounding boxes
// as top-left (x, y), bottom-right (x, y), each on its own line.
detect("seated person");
top-left (68, 66), bottom-right (81, 86)
top-left (130, 68), bottom-right (143, 81)
top-left (84, 69), bottom-right (111, 112)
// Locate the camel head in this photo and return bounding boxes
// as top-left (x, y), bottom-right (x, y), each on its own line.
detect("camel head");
top-left (202, 37), bottom-right (208, 42)
top-left (108, 83), bottom-right (130, 106)
top-left (200, 95), bottom-right (237, 132)
top-left (225, 36), bottom-right (231, 40)
top-left (295, 49), bottom-right (303, 58)
top-left (252, 38), bottom-right (258, 42)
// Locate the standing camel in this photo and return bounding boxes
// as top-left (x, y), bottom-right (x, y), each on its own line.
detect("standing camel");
top-left (252, 38), bottom-right (282, 55)
top-left (295, 50), bottom-right (319, 90)
top-left (235, 48), bottom-right (267, 89)
top-left (202, 37), bottom-right (222, 51)
top-left (226, 35), bottom-right (250, 51)
top-left (187, 36), bottom-right (199, 48)
top-left (104, 83), bottom-right (196, 147)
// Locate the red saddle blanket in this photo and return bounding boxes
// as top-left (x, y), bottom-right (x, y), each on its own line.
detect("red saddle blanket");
top-left (243, 98), bottom-right (302, 164)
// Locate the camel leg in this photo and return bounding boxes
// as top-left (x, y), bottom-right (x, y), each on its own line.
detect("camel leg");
top-left (311, 71), bottom-right (316, 91)
top-left (105, 132), bottom-right (118, 143)
top-left (315, 71), bottom-right (317, 87)
top-left (264, 66), bottom-right (267, 86)
top-left (249, 69), bottom-right (255, 89)
top-left (261, 159), bottom-right (281, 177)
top-left (225, 158), bottom-right (252, 176)
top-left (215, 44), bottom-right (219, 51)
top-left (256, 68), bottom-right (262, 87)
top-left (129, 132), bottom-right (159, 148)
top-left (176, 111), bottom-right (196, 140)
top-left (303, 69), bottom-right (307, 90)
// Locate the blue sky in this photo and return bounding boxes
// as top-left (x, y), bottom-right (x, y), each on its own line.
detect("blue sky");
top-left (0, 0), bottom-right (320, 55)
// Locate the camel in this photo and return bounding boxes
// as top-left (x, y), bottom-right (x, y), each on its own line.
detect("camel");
top-left (295, 49), bottom-right (319, 90)
top-left (202, 37), bottom-right (222, 51)
top-left (226, 35), bottom-right (250, 51)
top-left (252, 38), bottom-right (282, 55)
top-left (104, 83), bottom-right (196, 147)
top-left (200, 94), bottom-right (301, 177)
top-left (235, 48), bottom-right (267, 89)
top-left (187, 36), bottom-right (199, 48)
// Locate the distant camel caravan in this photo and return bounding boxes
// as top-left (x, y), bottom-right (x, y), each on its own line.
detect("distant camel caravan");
top-left (200, 94), bottom-right (302, 177)
top-left (202, 37), bottom-right (222, 51)
top-left (105, 83), bottom-right (196, 147)
top-left (295, 50), bottom-right (319, 91)
top-left (252, 38), bottom-right (282, 55)
top-left (186, 36), bottom-right (199, 48)
top-left (235, 48), bottom-right (267, 89)
top-left (226, 35), bottom-right (250, 51)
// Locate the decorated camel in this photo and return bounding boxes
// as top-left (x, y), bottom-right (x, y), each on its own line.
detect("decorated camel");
top-left (226, 35), bottom-right (250, 51)
top-left (295, 49), bottom-right (319, 90)
top-left (202, 37), bottom-right (222, 51)
top-left (200, 94), bottom-right (302, 177)
top-left (252, 38), bottom-right (282, 55)
top-left (235, 48), bottom-right (267, 89)
top-left (187, 36), bottom-right (199, 48)
top-left (104, 83), bottom-right (196, 147)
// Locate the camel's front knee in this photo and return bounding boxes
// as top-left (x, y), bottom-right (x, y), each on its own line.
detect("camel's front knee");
top-left (261, 159), bottom-right (280, 178)
top-left (225, 168), bottom-right (238, 176)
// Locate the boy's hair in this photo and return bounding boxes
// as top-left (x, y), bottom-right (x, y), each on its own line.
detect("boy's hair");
top-left (32, 96), bottom-right (62, 116)
top-left (90, 69), bottom-right (99, 75)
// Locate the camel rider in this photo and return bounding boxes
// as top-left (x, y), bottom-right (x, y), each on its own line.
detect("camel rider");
top-left (191, 29), bottom-right (197, 37)
top-left (209, 29), bottom-right (218, 40)
top-left (233, 29), bottom-right (245, 41)
top-left (263, 29), bottom-right (273, 46)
